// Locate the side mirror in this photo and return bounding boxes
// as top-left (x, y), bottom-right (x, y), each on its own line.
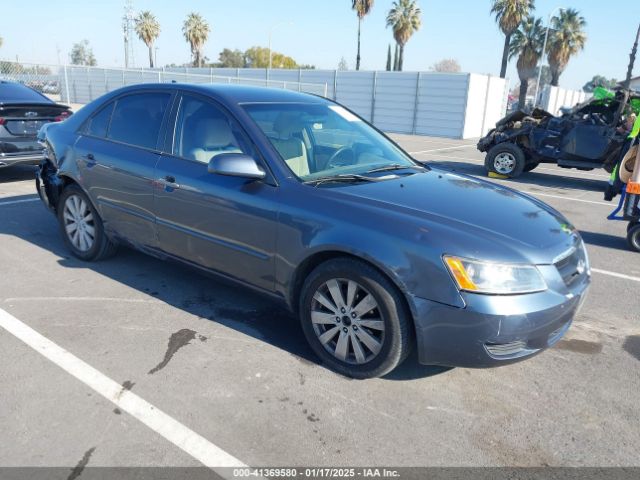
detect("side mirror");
top-left (207, 153), bottom-right (266, 180)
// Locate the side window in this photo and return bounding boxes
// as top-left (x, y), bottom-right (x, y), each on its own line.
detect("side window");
top-left (108, 93), bottom-right (171, 149)
top-left (173, 95), bottom-right (251, 164)
top-left (85, 102), bottom-right (114, 138)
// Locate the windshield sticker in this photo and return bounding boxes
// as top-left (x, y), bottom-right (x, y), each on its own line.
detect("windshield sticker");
top-left (329, 106), bottom-right (361, 122)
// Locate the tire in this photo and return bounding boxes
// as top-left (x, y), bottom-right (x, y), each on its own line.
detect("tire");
top-left (627, 223), bottom-right (640, 252)
top-left (523, 162), bottom-right (540, 172)
top-left (57, 184), bottom-right (117, 261)
top-left (299, 258), bottom-right (412, 379)
top-left (485, 143), bottom-right (525, 178)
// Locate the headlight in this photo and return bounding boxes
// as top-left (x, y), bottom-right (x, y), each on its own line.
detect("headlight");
top-left (444, 256), bottom-right (547, 294)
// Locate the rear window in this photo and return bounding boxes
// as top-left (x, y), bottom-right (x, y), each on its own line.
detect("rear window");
top-left (0, 81), bottom-right (52, 104)
top-left (85, 102), bottom-right (114, 138)
top-left (108, 93), bottom-right (171, 150)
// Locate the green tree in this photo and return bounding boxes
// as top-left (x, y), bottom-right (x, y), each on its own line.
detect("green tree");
top-left (244, 46), bottom-right (298, 69)
top-left (547, 8), bottom-right (587, 86)
top-left (386, 0), bottom-right (422, 72)
top-left (582, 75), bottom-right (618, 93)
top-left (491, 0), bottom-right (534, 79)
top-left (183, 12), bottom-right (210, 67)
top-left (135, 11), bottom-right (161, 68)
top-left (218, 48), bottom-right (246, 68)
top-left (393, 43), bottom-right (399, 71)
top-left (70, 40), bottom-right (97, 66)
top-left (352, 0), bottom-right (374, 71)
top-left (509, 16), bottom-right (545, 109)
top-left (386, 44), bottom-right (392, 71)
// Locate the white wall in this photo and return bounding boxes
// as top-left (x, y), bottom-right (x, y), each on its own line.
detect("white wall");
top-left (540, 85), bottom-right (588, 116)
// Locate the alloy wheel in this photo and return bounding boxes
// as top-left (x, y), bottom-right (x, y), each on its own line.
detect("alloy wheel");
top-left (310, 278), bottom-right (385, 365)
top-left (494, 152), bottom-right (516, 174)
top-left (63, 194), bottom-right (96, 252)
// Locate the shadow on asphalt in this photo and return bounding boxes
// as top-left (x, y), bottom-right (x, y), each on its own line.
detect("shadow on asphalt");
top-left (0, 197), bottom-right (449, 381)
top-left (0, 165), bottom-right (37, 184)
top-left (428, 160), bottom-right (607, 193)
top-left (579, 230), bottom-right (630, 251)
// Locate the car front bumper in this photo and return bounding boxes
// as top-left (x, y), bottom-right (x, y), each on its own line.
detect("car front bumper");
top-left (412, 272), bottom-right (590, 368)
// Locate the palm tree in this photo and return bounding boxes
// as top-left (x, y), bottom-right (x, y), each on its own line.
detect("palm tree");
top-left (509, 15), bottom-right (545, 109)
top-left (135, 11), bottom-right (161, 68)
top-left (491, 0), bottom-right (535, 79)
top-left (183, 13), bottom-right (210, 68)
top-left (386, 0), bottom-right (421, 72)
top-left (352, 0), bottom-right (374, 71)
top-left (547, 8), bottom-right (587, 86)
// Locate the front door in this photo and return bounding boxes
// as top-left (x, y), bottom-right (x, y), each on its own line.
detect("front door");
top-left (154, 93), bottom-right (279, 292)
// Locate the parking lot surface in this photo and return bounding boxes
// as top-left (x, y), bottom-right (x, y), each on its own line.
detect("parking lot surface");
top-left (1, 134), bottom-right (639, 470)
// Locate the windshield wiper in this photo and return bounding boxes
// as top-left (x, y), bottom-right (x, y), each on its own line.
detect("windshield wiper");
top-left (363, 163), bottom-right (427, 174)
top-left (304, 173), bottom-right (384, 187)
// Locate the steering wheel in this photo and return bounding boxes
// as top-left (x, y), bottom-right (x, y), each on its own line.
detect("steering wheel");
top-left (326, 146), bottom-right (355, 168)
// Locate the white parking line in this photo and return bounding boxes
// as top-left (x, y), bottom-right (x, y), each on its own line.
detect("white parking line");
top-left (0, 307), bottom-right (249, 475)
top-left (524, 191), bottom-right (612, 207)
top-left (0, 197), bottom-right (40, 206)
top-left (591, 268), bottom-right (640, 283)
top-left (409, 144), bottom-right (476, 154)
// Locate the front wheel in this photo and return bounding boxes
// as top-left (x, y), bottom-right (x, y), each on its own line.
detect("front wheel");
top-left (485, 143), bottom-right (525, 178)
top-left (57, 184), bottom-right (117, 261)
top-left (627, 223), bottom-right (640, 252)
top-left (299, 258), bottom-right (412, 379)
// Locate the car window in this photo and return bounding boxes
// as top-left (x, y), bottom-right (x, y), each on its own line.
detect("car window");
top-left (85, 102), bottom-right (114, 138)
top-left (0, 81), bottom-right (52, 103)
top-left (243, 103), bottom-right (415, 181)
top-left (108, 93), bottom-right (171, 149)
top-left (173, 95), bottom-right (251, 163)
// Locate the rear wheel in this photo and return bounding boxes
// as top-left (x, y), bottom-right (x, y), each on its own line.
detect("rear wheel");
top-left (485, 143), bottom-right (525, 178)
top-left (58, 185), bottom-right (117, 261)
top-left (299, 258), bottom-right (412, 379)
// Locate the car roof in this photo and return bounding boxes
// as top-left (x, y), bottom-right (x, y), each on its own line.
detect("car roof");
top-left (109, 82), bottom-right (330, 106)
top-left (0, 80), bottom-right (54, 105)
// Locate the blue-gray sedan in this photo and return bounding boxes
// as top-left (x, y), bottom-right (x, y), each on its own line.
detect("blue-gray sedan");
top-left (36, 84), bottom-right (590, 378)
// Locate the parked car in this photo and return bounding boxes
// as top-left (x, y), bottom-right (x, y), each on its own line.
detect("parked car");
top-left (0, 80), bottom-right (71, 168)
top-left (36, 83), bottom-right (590, 378)
top-left (478, 89), bottom-right (639, 178)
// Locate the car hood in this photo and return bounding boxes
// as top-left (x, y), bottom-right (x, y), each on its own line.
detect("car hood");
top-left (329, 168), bottom-right (578, 264)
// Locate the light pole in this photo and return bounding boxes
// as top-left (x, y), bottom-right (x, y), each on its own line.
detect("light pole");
top-left (534, 7), bottom-right (563, 108)
top-left (268, 22), bottom-right (293, 72)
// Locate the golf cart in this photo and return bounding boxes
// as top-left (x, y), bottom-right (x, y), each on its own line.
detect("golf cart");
top-left (477, 89), bottom-right (640, 178)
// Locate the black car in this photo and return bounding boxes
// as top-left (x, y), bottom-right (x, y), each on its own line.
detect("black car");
top-left (0, 80), bottom-right (72, 168)
top-left (478, 90), bottom-right (638, 178)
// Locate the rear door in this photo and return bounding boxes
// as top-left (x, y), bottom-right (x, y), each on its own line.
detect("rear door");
top-left (74, 91), bottom-right (173, 249)
top-left (154, 92), bottom-right (279, 291)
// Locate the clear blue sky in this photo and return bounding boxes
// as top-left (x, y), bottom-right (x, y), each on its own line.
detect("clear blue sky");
top-left (1, 0), bottom-right (639, 90)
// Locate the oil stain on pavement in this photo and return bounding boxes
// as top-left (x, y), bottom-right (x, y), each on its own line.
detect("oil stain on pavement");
top-left (555, 338), bottom-right (603, 354)
top-left (67, 447), bottom-right (96, 480)
top-left (148, 329), bottom-right (198, 374)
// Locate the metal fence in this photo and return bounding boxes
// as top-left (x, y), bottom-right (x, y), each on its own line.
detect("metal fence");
top-left (0, 62), bottom-right (328, 105)
top-left (539, 85), bottom-right (589, 116)
top-left (0, 61), bottom-right (509, 139)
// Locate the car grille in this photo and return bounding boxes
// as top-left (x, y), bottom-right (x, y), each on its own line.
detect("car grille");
top-left (554, 245), bottom-right (587, 286)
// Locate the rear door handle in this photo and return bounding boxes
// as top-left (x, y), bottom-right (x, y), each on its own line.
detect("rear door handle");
top-left (164, 175), bottom-right (176, 184)
top-left (87, 153), bottom-right (95, 161)
top-left (85, 153), bottom-right (97, 167)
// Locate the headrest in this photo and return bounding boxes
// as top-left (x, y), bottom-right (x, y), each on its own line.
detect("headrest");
top-left (273, 112), bottom-right (301, 138)
top-left (193, 117), bottom-right (235, 148)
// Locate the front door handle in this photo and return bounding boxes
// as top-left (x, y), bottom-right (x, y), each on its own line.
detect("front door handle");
top-left (164, 175), bottom-right (176, 184)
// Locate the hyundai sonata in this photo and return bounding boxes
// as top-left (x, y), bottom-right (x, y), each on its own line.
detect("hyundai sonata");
top-left (36, 84), bottom-right (590, 378)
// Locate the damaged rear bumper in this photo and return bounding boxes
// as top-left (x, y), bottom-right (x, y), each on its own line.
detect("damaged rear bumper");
top-left (35, 161), bottom-right (63, 212)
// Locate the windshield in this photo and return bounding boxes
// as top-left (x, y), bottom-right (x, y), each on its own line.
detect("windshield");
top-left (242, 102), bottom-right (417, 181)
